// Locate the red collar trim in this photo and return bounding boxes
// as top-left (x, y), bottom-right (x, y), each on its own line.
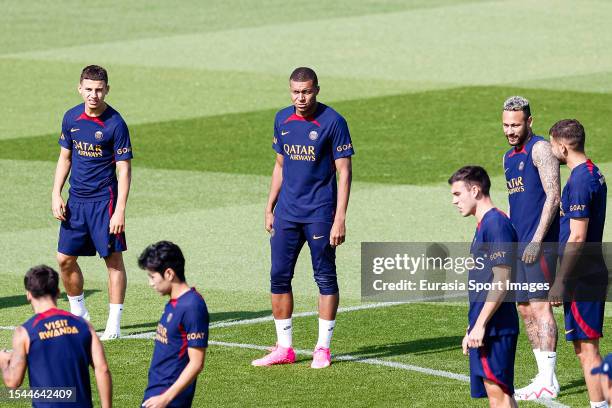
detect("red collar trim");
top-left (77, 112), bottom-right (105, 127)
top-left (283, 113), bottom-right (321, 127)
top-left (33, 308), bottom-right (73, 327)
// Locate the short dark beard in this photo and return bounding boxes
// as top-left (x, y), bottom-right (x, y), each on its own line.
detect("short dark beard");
top-left (512, 126), bottom-right (532, 149)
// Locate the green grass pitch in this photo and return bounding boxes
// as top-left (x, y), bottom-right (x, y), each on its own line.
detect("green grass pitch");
top-left (2, 1), bottom-right (612, 406)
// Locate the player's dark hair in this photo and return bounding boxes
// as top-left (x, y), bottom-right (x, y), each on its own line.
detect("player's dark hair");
top-left (290, 67), bottom-right (318, 87)
top-left (448, 166), bottom-right (491, 196)
top-left (80, 65), bottom-right (108, 84)
top-left (24, 265), bottom-right (60, 299)
top-left (549, 119), bottom-right (585, 152)
top-left (138, 241), bottom-right (186, 282)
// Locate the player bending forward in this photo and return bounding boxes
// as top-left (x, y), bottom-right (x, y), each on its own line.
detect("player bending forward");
top-left (139, 241), bottom-right (209, 408)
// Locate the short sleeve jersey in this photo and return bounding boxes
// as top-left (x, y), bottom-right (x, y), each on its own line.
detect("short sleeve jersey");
top-left (144, 288), bottom-right (209, 407)
top-left (504, 135), bottom-right (559, 243)
top-left (59, 103), bottom-right (133, 202)
top-left (469, 208), bottom-right (519, 337)
top-left (560, 159), bottom-right (607, 244)
top-left (22, 308), bottom-right (93, 408)
top-left (272, 103), bottom-right (354, 223)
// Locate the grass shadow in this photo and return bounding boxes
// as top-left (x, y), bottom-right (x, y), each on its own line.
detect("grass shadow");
top-left (0, 289), bottom-right (101, 309)
top-left (338, 335), bottom-right (464, 360)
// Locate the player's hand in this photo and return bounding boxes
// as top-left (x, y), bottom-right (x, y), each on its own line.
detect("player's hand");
top-left (109, 210), bottom-right (125, 235)
top-left (142, 394), bottom-right (170, 408)
top-left (548, 281), bottom-right (564, 307)
top-left (462, 334), bottom-right (469, 355)
top-left (330, 218), bottom-right (346, 247)
top-left (265, 211), bottom-right (274, 233)
top-left (522, 241), bottom-right (541, 264)
top-left (52, 194), bottom-right (66, 221)
top-left (467, 325), bottom-right (485, 349)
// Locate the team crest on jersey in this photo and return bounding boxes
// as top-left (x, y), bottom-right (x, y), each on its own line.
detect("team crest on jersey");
top-left (309, 130), bottom-right (318, 141)
top-left (518, 161), bottom-right (524, 171)
top-left (167, 313), bottom-right (173, 323)
top-left (95, 131), bottom-right (104, 140)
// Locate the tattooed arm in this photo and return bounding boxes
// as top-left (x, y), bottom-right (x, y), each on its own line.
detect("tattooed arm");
top-left (523, 140), bottom-right (561, 263)
top-left (0, 326), bottom-right (29, 388)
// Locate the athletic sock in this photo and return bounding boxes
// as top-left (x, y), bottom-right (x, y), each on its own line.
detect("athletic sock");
top-left (590, 401), bottom-right (608, 408)
top-left (534, 350), bottom-right (556, 386)
top-left (542, 351), bottom-right (557, 387)
top-left (274, 318), bottom-right (292, 348)
top-left (68, 294), bottom-right (88, 317)
top-left (533, 348), bottom-right (544, 375)
top-left (316, 318), bottom-right (335, 349)
top-left (104, 304), bottom-right (123, 333)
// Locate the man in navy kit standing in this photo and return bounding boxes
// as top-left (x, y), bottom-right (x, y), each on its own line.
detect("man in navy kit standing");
top-left (449, 166), bottom-right (519, 408)
top-left (252, 67), bottom-right (353, 369)
top-left (52, 65), bottom-right (132, 340)
top-left (502, 96), bottom-right (561, 399)
top-left (549, 119), bottom-right (608, 408)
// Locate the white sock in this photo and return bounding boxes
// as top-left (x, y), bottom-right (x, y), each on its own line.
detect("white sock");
top-left (67, 294), bottom-right (88, 317)
top-left (104, 304), bottom-right (123, 333)
top-left (542, 351), bottom-right (557, 385)
top-left (534, 350), bottom-right (556, 386)
top-left (590, 401), bottom-right (608, 408)
top-left (316, 318), bottom-right (335, 349)
top-left (533, 348), bottom-right (544, 374)
top-left (274, 318), bottom-right (292, 348)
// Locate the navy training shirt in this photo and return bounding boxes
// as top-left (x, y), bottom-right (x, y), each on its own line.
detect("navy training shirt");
top-left (504, 135), bottom-right (559, 243)
top-left (59, 103), bottom-right (133, 202)
top-left (23, 308), bottom-right (93, 408)
top-left (469, 208), bottom-right (520, 337)
top-left (272, 103), bottom-right (354, 223)
top-left (144, 288), bottom-right (209, 408)
top-left (560, 159), bottom-right (607, 244)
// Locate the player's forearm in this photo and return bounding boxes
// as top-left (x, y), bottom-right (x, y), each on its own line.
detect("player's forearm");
top-left (532, 142), bottom-right (560, 243)
top-left (266, 163), bottom-right (283, 213)
top-left (115, 163), bottom-right (131, 212)
top-left (334, 163), bottom-right (352, 221)
top-left (94, 366), bottom-right (112, 408)
top-left (531, 196), bottom-right (560, 242)
top-left (162, 359), bottom-right (204, 402)
top-left (52, 157), bottom-right (71, 196)
top-left (475, 266), bottom-right (510, 328)
top-left (557, 235), bottom-right (586, 284)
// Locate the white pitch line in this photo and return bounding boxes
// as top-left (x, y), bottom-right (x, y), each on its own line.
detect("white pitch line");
top-left (209, 295), bottom-right (468, 330)
top-left (115, 302), bottom-right (410, 339)
top-left (209, 301), bottom-right (407, 329)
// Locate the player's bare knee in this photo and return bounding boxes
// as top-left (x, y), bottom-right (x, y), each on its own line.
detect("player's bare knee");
top-left (56, 252), bottom-right (77, 270)
top-left (517, 302), bottom-right (531, 318)
top-left (487, 395), bottom-right (504, 408)
top-left (104, 252), bottom-right (125, 270)
top-left (528, 300), bottom-right (550, 315)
